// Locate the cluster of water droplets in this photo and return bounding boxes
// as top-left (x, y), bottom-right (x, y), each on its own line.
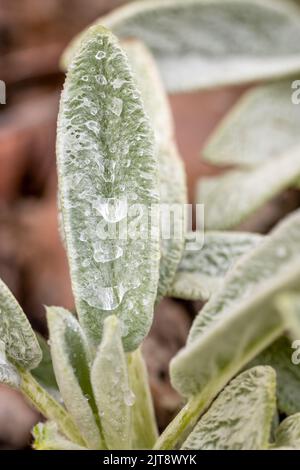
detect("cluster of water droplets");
top-left (59, 32), bottom-right (160, 346)
top-left (0, 303), bottom-right (31, 364)
top-left (0, 338), bottom-right (20, 387)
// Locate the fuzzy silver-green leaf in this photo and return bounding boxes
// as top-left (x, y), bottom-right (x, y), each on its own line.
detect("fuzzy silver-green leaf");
top-left (276, 292), bottom-right (300, 340)
top-left (31, 332), bottom-right (59, 398)
top-left (169, 231), bottom-right (263, 300)
top-left (171, 210), bottom-right (300, 398)
top-left (0, 277), bottom-right (41, 369)
top-left (0, 340), bottom-right (20, 388)
top-left (20, 369), bottom-right (85, 446)
top-left (248, 336), bottom-right (300, 416)
top-left (47, 306), bottom-right (104, 449)
top-left (33, 422), bottom-right (88, 451)
top-left (123, 39), bottom-right (187, 300)
top-left (91, 315), bottom-right (132, 450)
top-left (57, 26), bottom-right (160, 351)
top-left (62, 0), bottom-right (300, 92)
top-left (127, 347), bottom-right (158, 449)
top-left (198, 146), bottom-right (300, 230)
top-left (182, 366), bottom-right (276, 450)
top-left (203, 79), bottom-right (300, 168)
top-left (273, 413), bottom-right (300, 449)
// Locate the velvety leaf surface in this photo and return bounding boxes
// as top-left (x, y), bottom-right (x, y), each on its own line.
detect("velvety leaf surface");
top-left (33, 422), bottom-right (88, 450)
top-left (123, 39), bottom-right (186, 300)
top-left (0, 277), bottom-right (41, 369)
top-left (0, 340), bottom-right (20, 388)
top-left (169, 231), bottom-right (262, 300)
top-left (203, 79), bottom-right (300, 167)
top-left (91, 315), bottom-right (132, 450)
top-left (198, 146), bottom-right (300, 230)
top-left (171, 210), bottom-right (300, 398)
top-left (276, 292), bottom-right (300, 340)
top-left (62, 0), bottom-right (300, 92)
top-left (20, 369), bottom-right (85, 446)
top-left (57, 26), bottom-right (160, 351)
top-left (127, 348), bottom-right (158, 449)
top-left (31, 332), bottom-right (59, 398)
top-left (273, 413), bottom-right (300, 449)
top-left (248, 336), bottom-right (300, 416)
top-left (47, 306), bottom-right (104, 449)
top-left (182, 366), bottom-right (276, 450)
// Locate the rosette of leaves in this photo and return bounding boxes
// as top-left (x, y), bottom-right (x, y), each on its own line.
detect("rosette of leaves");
top-left (0, 26), bottom-right (160, 451)
top-left (1, 0), bottom-right (300, 452)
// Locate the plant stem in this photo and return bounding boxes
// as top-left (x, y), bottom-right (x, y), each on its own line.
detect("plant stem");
top-left (127, 348), bottom-right (158, 449)
top-left (19, 369), bottom-right (85, 446)
top-left (153, 387), bottom-right (213, 450)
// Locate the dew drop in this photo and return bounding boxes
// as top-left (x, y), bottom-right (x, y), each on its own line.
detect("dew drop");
top-left (111, 97), bottom-right (123, 116)
top-left (127, 300), bottom-right (133, 311)
top-left (85, 120), bottom-right (100, 134)
top-left (79, 232), bottom-right (88, 242)
top-left (102, 160), bottom-right (116, 183)
top-left (93, 243), bottom-right (123, 263)
top-left (124, 389), bottom-right (135, 407)
top-left (82, 259), bottom-right (90, 268)
top-left (112, 78), bottom-right (126, 89)
top-left (92, 197), bottom-right (128, 223)
top-left (96, 74), bottom-right (107, 85)
top-left (82, 284), bottom-right (125, 310)
top-left (95, 50), bottom-right (106, 60)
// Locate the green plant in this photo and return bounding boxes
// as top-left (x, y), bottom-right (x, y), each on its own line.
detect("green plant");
top-left (1, 0), bottom-right (300, 450)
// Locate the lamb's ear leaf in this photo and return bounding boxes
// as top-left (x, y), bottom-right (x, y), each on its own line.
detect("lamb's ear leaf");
top-left (57, 26), bottom-right (159, 352)
top-left (248, 337), bottom-right (300, 416)
top-left (19, 369), bottom-right (85, 445)
top-left (31, 332), bottom-right (59, 398)
top-left (127, 347), bottom-right (158, 449)
top-left (275, 292), bottom-right (300, 340)
top-left (182, 366), bottom-right (276, 450)
top-left (168, 231), bottom-right (263, 301)
top-left (203, 79), bottom-right (300, 168)
top-left (91, 315), bottom-right (132, 450)
top-left (198, 146), bottom-right (300, 230)
top-left (154, 211), bottom-right (300, 449)
top-left (0, 277), bottom-right (41, 369)
top-left (32, 422), bottom-right (88, 451)
top-left (46, 306), bottom-right (104, 449)
top-left (272, 413), bottom-right (300, 449)
top-left (172, 211), bottom-right (300, 398)
top-left (0, 340), bottom-right (20, 388)
top-left (62, 0), bottom-right (300, 92)
top-left (122, 39), bottom-right (187, 300)
top-left (122, 39), bottom-right (173, 147)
